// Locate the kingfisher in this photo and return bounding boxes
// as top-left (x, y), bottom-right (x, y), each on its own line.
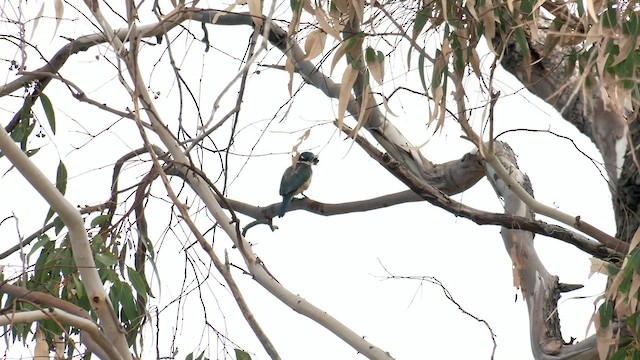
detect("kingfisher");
top-left (278, 151), bottom-right (319, 217)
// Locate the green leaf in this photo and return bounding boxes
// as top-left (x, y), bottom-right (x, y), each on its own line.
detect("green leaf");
top-left (95, 252), bottom-right (118, 267)
top-left (514, 27), bottom-right (532, 79)
top-left (56, 161), bottom-right (67, 195)
top-left (623, 13), bottom-right (640, 36)
top-left (610, 346), bottom-right (627, 360)
top-left (602, 8), bottom-right (617, 29)
top-left (127, 266), bottom-right (150, 297)
top-left (119, 283), bottom-right (138, 321)
top-left (345, 32), bottom-right (365, 52)
top-left (27, 234), bottom-right (50, 259)
top-left (91, 214), bottom-right (110, 228)
top-left (290, 0), bottom-right (301, 12)
top-left (520, 0), bottom-right (535, 18)
top-left (365, 46), bottom-right (376, 63)
top-left (53, 216), bottom-right (65, 235)
top-left (576, 0), bottom-right (584, 17)
top-left (39, 94), bottom-right (56, 134)
top-left (418, 52), bottom-right (427, 91)
top-left (412, 5), bottom-right (430, 40)
top-left (234, 349), bottom-right (252, 360)
top-left (598, 300), bottom-right (614, 327)
top-left (26, 148), bottom-right (40, 157)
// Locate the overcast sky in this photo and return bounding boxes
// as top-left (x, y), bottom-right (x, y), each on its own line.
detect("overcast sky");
top-left (0, 2), bottom-right (612, 359)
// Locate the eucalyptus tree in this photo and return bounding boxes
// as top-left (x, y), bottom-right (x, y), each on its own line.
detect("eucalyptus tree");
top-left (0, 0), bottom-right (636, 359)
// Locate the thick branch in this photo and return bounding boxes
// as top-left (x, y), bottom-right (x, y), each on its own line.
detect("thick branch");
top-left (0, 282), bottom-right (118, 360)
top-left (0, 120), bottom-right (130, 359)
top-left (485, 142), bottom-right (599, 360)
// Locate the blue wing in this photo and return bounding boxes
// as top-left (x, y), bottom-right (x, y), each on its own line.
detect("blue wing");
top-left (279, 164), bottom-right (312, 196)
top-left (278, 164), bottom-right (313, 217)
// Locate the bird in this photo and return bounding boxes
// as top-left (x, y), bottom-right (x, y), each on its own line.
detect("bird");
top-left (278, 151), bottom-right (319, 217)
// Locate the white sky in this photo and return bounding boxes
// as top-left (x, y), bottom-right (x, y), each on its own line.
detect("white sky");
top-left (0, 1), bottom-right (611, 359)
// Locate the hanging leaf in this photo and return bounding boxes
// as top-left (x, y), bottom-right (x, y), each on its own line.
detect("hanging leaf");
top-left (285, 55), bottom-right (295, 96)
top-left (514, 27), bottom-right (532, 80)
top-left (350, 82), bottom-right (372, 137)
top-left (234, 349), bottom-right (252, 360)
top-left (127, 266), bottom-right (150, 298)
top-left (39, 94), bottom-right (56, 134)
top-left (304, 29), bottom-right (327, 60)
top-left (337, 64), bottom-right (359, 132)
top-left (95, 252), bottom-right (118, 267)
top-left (316, 7), bottom-right (341, 40)
top-left (91, 214), bottom-right (110, 228)
top-left (412, 5), bottom-right (430, 41)
top-left (330, 41), bottom-right (350, 75)
top-left (56, 161), bottom-right (68, 195)
top-left (30, 3), bottom-right (45, 41)
top-left (53, 0), bottom-right (64, 38)
top-left (247, 0), bottom-right (264, 28)
top-left (418, 52), bottom-right (428, 91)
top-left (365, 47), bottom-right (384, 85)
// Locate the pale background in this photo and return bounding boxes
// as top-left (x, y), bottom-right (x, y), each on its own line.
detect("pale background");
top-left (0, 1), bottom-right (610, 359)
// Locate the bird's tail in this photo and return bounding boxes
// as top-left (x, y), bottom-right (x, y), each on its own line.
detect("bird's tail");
top-left (279, 195), bottom-right (292, 217)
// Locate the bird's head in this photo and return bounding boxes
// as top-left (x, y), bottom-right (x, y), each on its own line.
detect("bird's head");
top-left (298, 151), bottom-right (319, 165)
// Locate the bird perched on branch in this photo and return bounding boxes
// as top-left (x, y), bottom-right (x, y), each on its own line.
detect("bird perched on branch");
top-left (279, 151), bottom-right (319, 217)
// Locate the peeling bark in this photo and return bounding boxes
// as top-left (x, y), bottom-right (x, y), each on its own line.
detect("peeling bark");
top-left (486, 142), bottom-right (598, 360)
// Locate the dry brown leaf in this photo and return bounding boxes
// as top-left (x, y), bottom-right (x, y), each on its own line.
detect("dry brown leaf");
top-left (435, 98), bottom-right (447, 132)
top-left (302, 0), bottom-right (314, 14)
top-left (366, 50), bottom-right (385, 85)
top-left (330, 41), bottom-right (350, 75)
top-left (429, 86), bottom-right (444, 124)
top-left (481, 3), bottom-right (496, 55)
top-left (213, 1), bottom-right (242, 24)
top-left (333, 0), bottom-right (349, 14)
top-left (589, 257), bottom-right (613, 277)
top-left (595, 314), bottom-right (615, 360)
top-left (469, 49), bottom-right (481, 78)
top-left (316, 7), bottom-right (341, 41)
top-left (35, 325), bottom-right (48, 359)
top-left (506, 0), bottom-right (514, 12)
top-left (350, 83), bottom-right (372, 137)
top-left (586, 0), bottom-right (599, 23)
top-left (337, 65), bottom-right (358, 132)
top-left (628, 223), bottom-right (640, 252)
top-left (54, 334), bottom-right (64, 359)
top-left (350, 0), bottom-right (364, 22)
top-left (467, 0), bottom-right (479, 20)
top-left (304, 29), bottom-right (327, 60)
top-left (248, 0), bottom-right (264, 28)
top-left (286, 55), bottom-right (295, 96)
top-left (289, 8), bottom-right (302, 35)
top-left (291, 129), bottom-right (312, 166)
top-left (382, 96), bottom-right (397, 117)
top-left (30, 3), bottom-right (46, 41)
top-left (53, 0), bottom-right (64, 37)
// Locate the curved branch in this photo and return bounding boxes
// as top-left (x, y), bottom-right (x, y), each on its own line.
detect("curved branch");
top-left (0, 282), bottom-right (119, 360)
top-left (0, 123), bottom-right (131, 359)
